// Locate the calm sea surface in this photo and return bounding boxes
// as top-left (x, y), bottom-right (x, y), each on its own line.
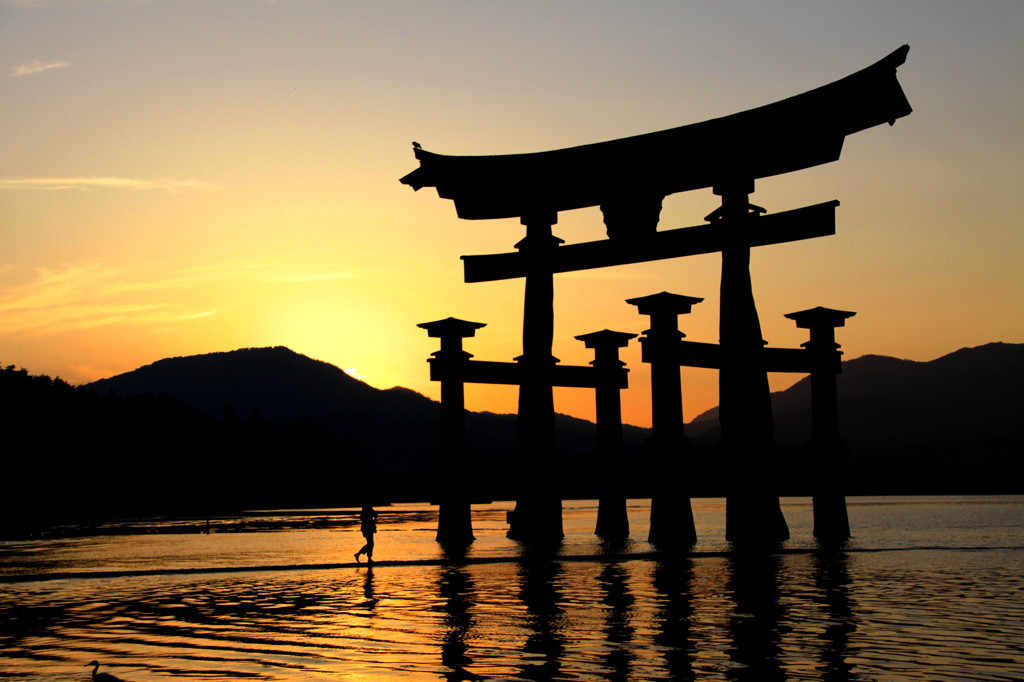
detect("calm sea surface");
top-left (2, 496), bottom-right (1023, 681)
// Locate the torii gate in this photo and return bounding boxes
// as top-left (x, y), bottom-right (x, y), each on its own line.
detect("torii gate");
top-left (402, 46), bottom-right (912, 545)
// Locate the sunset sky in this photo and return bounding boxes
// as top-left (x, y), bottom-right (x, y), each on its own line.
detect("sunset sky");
top-left (1, 1), bottom-right (1021, 427)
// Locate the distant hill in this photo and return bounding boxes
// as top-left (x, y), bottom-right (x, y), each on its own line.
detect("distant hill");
top-left (4, 342), bottom-right (1016, 536)
top-left (0, 360), bottom-right (363, 533)
top-left (686, 342), bottom-right (1023, 492)
top-left (85, 342), bottom-right (1022, 500)
top-left (88, 347), bottom-right (650, 499)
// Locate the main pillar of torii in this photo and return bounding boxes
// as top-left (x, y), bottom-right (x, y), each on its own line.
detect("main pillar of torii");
top-left (715, 179), bottom-right (791, 543)
top-left (401, 46), bottom-right (911, 545)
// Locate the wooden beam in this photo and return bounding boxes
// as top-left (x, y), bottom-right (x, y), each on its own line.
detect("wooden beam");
top-left (462, 201), bottom-right (838, 283)
top-left (429, 358), bottom-right (628, 389)
top-left (640, 340), bottom-right (835, 374)
top-left (762, 347), bottom-right (816, 374)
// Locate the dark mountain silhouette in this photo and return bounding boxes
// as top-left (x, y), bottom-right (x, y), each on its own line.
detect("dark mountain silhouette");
top-left (686, 342), bottom-right (1023, 493)
top-left (0, 360), bottom-right (364, 535)
top-left (87, 347), bottom-right (650, 500)
top-left (2, 341), bottom-right (1019, 536)
top-left (85, 342), bottom-right (1023, 501)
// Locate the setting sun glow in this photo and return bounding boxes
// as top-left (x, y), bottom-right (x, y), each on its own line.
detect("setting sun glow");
top-left (1, 1), bottom-right (1021, 427)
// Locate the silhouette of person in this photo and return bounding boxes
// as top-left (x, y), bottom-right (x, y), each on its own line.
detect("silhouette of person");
top-left (354, 505), bottom-right (378, 563)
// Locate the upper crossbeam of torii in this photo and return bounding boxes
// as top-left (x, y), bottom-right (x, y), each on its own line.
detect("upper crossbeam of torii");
top-left (401, 45), bottom-right (910, 224)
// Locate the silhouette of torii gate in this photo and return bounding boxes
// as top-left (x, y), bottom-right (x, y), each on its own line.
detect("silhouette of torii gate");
top-left (403, 45), bottom-right (912, 546)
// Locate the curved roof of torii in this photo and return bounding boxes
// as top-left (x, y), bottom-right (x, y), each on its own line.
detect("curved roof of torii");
top-left (400, 45), bottom-right (911, 221)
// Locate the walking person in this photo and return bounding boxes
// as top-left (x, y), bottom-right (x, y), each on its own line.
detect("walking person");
top-left (354, 505), bottom-right (378, 563)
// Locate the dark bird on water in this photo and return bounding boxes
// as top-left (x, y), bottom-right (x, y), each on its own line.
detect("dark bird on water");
top-left (87, 660), bottom-right (127, 681)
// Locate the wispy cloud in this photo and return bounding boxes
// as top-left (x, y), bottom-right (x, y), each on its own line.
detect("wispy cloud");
top-left (0, 264), bottom-right (184, 335)
top-left (0, 177), bottom-right (220, 193)
top-left (0, 260), bottom-right (360, 336)
top-left (10, 59), bottom-right (70, 78)
top-left (171, 309), bottom-right (218, 321)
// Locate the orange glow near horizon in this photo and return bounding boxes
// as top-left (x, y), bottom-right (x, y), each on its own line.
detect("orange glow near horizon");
top-left (1, 3), bottom-right (1022, 428)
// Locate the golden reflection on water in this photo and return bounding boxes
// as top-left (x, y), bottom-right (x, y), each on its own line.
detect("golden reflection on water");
top-left (2, 499), bottom-right (1024, 680)
top-left (2, 552), bottom-right (1024, 680)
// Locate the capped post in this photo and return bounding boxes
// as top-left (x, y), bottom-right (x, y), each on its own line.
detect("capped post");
top-left (418, 317), bottom-right (487, 545)
top-left (627, 292), bottom-right (703, 547)
top-left (576, 329), bottom-right (637, 539)
top-left (785, 306), bottom-right (856, 543)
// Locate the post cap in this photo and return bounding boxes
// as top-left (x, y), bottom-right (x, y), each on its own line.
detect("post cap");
top-left (784, 306), bottom-right (856, 329)
top-left (574, 329), bottom-right (637, 349)
top-left (417, 317), bottom-right (487, 338)
top-left (626, 291), bottom-right (704, 316)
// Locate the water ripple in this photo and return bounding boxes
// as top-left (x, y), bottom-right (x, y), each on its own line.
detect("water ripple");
top-left (3, 498), bottom-right (1024, 680)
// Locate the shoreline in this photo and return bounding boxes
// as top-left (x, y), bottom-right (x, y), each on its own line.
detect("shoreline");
top-left (4, 545), bottom-right (1021, 585)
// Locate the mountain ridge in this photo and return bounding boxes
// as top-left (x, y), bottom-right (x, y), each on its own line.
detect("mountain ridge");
top-left (688, 341), bottom-right (1023, 446)
top-left (87, 346), bottom-right (648, 499)
top-left (86, 341), bottom-right (1023, 497)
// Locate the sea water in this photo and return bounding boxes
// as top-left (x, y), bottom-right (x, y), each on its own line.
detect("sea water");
top-left (1, 496), bottom-right (1023, 680)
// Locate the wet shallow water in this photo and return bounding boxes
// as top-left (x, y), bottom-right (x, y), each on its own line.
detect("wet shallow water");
top-left (2, 497), bottom-right (1023, 680)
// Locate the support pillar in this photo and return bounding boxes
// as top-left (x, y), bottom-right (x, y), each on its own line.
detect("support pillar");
top-left (509, 214), bottom-right (565, 543)
top-left (714, 180), bottom-right (789, 545)
top-left (575, 329), bottom-right (637, 540)
top-left (785, 306), bottom-right (856, 544)
top-left (418, 317), bottom-right (486, 545)
top-left (627, 292), bottom-right (703, 547)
